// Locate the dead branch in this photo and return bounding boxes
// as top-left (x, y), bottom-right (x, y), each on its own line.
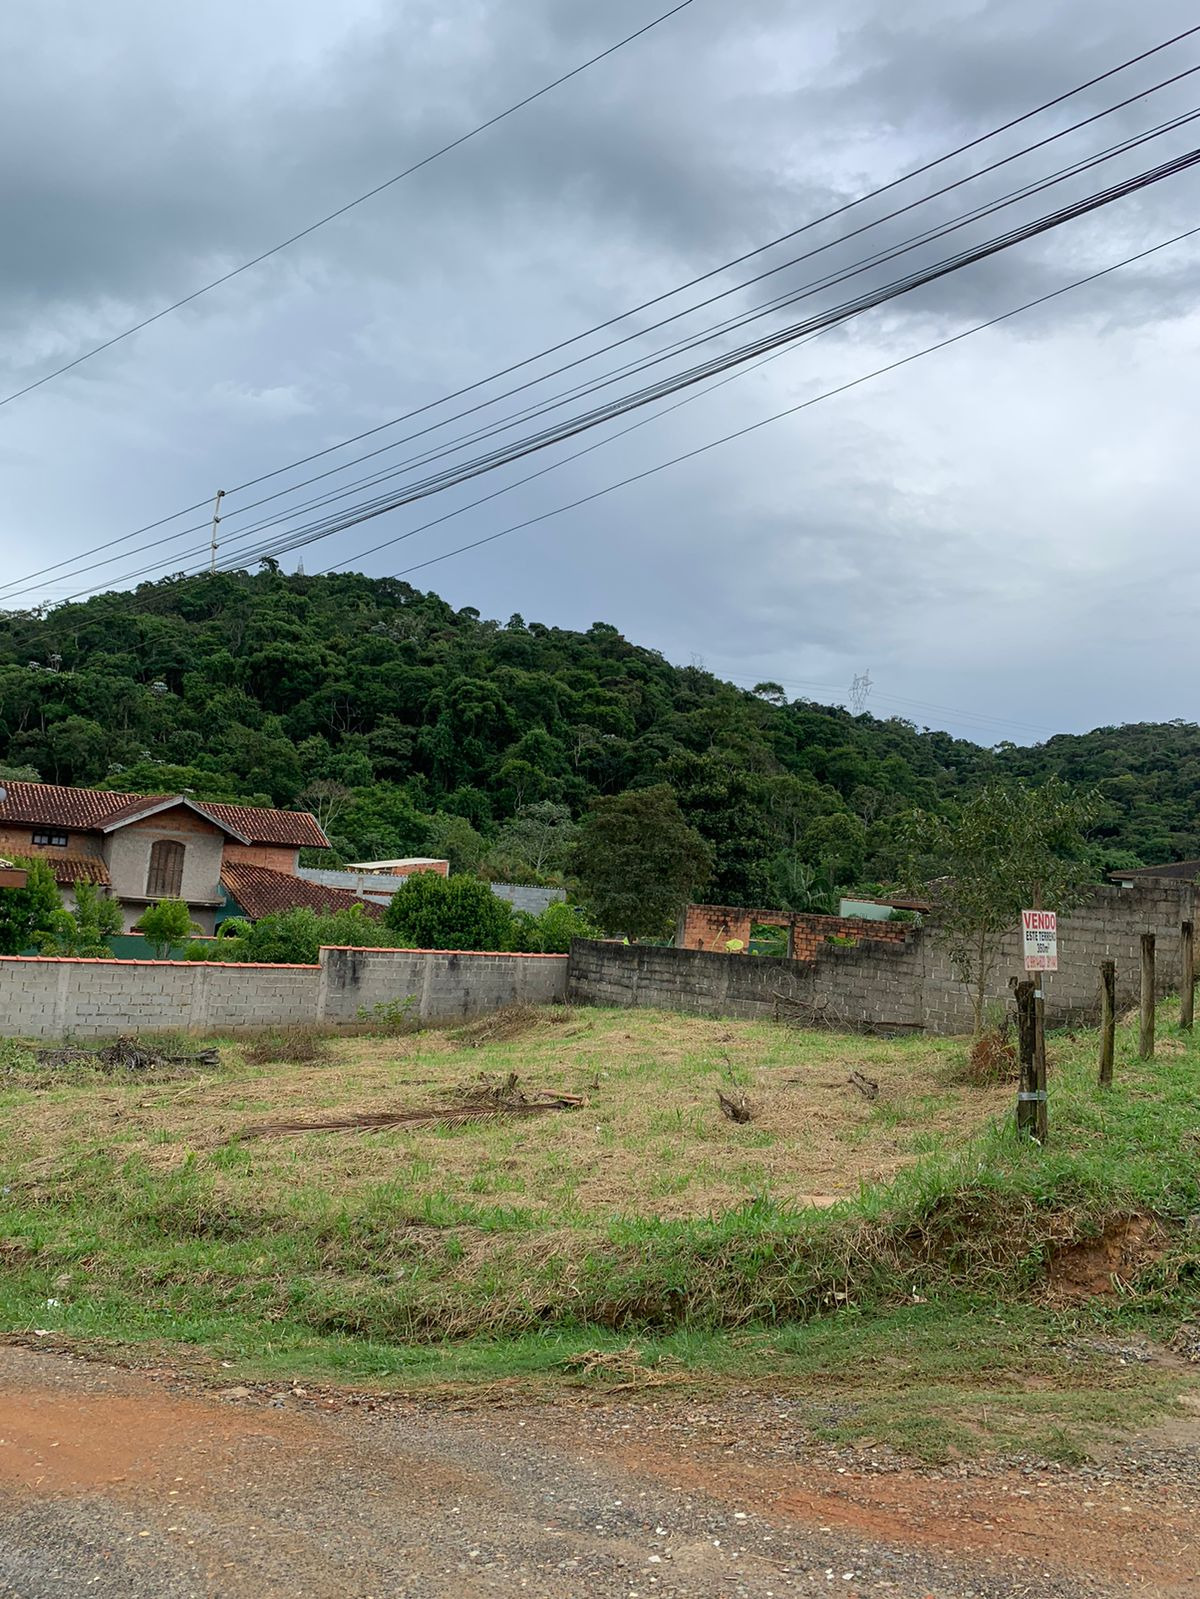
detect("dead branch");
top-left (717, 1089), bottom-right (753, 1123)
top-left (240, 1090), bottom-right (581, 1140)
top-left (848, 1070), bottom-right (880, 1101)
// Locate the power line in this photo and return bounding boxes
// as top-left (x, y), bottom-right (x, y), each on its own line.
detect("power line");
top-left (6, 21), bottom-right (1198, 599)
top-left (0, 0), bottom-right (699, 409)
top-left (365, 224), bottom-right (1199, 593)
top-left (40, 151), bottom-right (1200, 606)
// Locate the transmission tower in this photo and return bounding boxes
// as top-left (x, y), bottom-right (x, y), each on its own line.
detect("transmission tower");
top-left (849, 669), bottom-right (873, 714)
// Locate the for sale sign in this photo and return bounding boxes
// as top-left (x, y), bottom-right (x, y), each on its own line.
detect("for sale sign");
top-left (1022, 909), bottom-right (1058, 971)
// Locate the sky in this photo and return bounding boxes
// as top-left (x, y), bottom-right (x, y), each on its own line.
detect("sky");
top-left (2, 0), bottom-right (1199, 747)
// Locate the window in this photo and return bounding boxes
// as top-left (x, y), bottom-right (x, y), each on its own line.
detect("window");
top-left (146, 839), bottom-right (185, 899)
top-left (32, 830), bottom-right (68, 848)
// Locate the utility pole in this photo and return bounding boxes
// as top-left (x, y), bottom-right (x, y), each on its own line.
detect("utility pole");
top-left (209, 488), bottom-right (226, 574)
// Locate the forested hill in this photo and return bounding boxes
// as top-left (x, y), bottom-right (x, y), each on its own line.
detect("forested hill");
top-left (0, 569), bottom-right (1195, 903)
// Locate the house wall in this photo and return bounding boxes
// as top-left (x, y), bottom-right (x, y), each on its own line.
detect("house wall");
top-left (0, 827), bottom-right (103, 860)
top-left (102, 810), bottom-right (226, 932)
top-left (221, 842), bottom-right (300, 873)
top-left (0, 946), bottom-right (568, 1038)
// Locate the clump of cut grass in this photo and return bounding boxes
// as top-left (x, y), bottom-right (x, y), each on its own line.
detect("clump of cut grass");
top-left (243, 1026), bottom-right (331, 1066)
top-left (951, 1024), bottom-right (1019, 1087)
top-left (449, 1003), bottom-right (575, 1047)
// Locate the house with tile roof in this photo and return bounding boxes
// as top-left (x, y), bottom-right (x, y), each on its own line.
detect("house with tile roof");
top-left (0, 782), bottom-right (377, 933)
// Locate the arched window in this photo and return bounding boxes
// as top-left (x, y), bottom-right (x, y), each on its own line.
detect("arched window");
top-left (146, 839), bottom-right (185, 898)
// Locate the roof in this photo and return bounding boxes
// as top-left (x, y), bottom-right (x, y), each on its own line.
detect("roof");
top-left (46, 854), bottom-right (112, 887)
top-left (220, 861), bottom-right (384, 922)
top-left (345, 857), bottom-right (448, 871)
top-left (1109, 861), bottom-right (1200, 883)
top-left (0, 782), bottom-right (328, 849)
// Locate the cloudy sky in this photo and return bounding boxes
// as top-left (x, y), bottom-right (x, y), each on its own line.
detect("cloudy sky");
top-left (2, 0), bottom-right (1198, 745)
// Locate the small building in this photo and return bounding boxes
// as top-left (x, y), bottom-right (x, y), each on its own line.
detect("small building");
top-left (344, 857), bottom-right (450, 878)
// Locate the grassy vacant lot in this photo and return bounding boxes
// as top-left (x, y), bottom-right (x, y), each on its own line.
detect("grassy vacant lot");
top-left (0, 1004), bottom-right (1196, 1461)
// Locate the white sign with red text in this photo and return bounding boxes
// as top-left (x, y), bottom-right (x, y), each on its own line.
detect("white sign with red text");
top-left (1021, 909), bottom-right (1058, 971)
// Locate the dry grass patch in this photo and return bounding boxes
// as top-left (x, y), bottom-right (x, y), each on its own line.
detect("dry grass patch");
top-left (3, 1010), bottom-right (1004, 1221)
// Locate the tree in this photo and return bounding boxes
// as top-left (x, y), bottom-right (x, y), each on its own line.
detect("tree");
top-left (0, 858), bottom-right (61, 955)
top-left (384, 872), bottom-right (515, 951)
top-left (40, 881), bottom-right (123, 956)
top-left (134, 899), bottom-right (200, 959)
top-left (571, 785), bottom-right (713, 940)
top-left (903, 778), bottom-right (1099, 1035)
top-left (425, 813), bottom-right (487, 876)
top-left (490, 801), bottom-right (578, 880)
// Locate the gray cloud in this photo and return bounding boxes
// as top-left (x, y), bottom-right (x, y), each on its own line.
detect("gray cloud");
top-left (2, 0), bottom-right (1199, 745)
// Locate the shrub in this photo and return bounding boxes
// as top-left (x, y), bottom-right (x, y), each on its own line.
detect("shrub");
top-left (204, 905), bottom-right (390, 965)
top-left (511, 900), bottom-right (600, 953)
top-left (133, 898), bottom-right (200, 959)
top-left (383, 873), bottom-right (515, 951)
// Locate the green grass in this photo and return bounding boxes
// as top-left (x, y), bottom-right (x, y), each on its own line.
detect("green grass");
top-left (0, 1005), bottom-right (1196, 1461)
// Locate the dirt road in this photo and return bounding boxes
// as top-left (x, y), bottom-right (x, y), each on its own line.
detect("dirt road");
top-left (0, 1344), bottom-right (1195, 1597)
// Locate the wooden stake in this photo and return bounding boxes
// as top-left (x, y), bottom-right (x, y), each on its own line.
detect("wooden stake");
top-left (1139, 933), bottom-right (1156, 1060)
top-left (1182, 921), bottom-right (1194, 1033)
top-left (1098, 959), bottom-right (1115, 1088)
top-left (1015, 979), bottom-right (1039, 1138)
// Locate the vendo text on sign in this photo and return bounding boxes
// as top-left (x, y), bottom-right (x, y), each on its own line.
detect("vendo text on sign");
top-left (1022, 909), bottom-right (1058, 971)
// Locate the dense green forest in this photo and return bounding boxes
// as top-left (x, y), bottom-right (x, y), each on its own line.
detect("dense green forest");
top-left (0, 569), bottom-right (1194, 903)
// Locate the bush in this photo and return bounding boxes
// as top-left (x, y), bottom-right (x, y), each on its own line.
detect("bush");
top-left (383, 872), bottom-right (515, 951)
top-left (133, 899), bottom-right (200, 959)
top-left (511, 900), bottom-right (600, 953)
top-left (197, 906), bottom-right (390, 965)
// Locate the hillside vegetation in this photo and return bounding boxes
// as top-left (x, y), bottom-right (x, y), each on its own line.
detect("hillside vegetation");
top-left (1, 570), bottom-right (1197, 901)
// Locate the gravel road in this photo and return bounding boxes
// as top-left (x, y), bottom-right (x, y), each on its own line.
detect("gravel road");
top-left (0, 1344), bottom-right (1196, 1598)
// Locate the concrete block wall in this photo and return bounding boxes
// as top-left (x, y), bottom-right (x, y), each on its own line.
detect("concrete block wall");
top-left (921, 879), bottom-right (1197, 1033)
top-left (573, 880), bottom-right (1196, 1036)
top-left (0, 946), bottom-right (567, 1038)
top-left (320, 945), bottom-right (568, 1023)
top-left (568, 935), bottom-right (924, 1029)
top-left (0, 956), bottom-right (319, 1039)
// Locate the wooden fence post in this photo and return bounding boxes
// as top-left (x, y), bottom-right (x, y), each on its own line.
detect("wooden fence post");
top-left (1182, 921), bottom-right (1194, 1033)
top-left (1139, 933), bottom-right (1156, 1060)
top-left (1015, 979), bottom-right (1039, 1138)
top-left (1098, 959), bottom-right (1116, 1088)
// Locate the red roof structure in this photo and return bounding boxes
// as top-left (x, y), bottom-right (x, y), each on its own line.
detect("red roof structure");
top-left (220, 862), bottom-right (382, 922)
top-left (0, 782), bottom-right (328, 849)
top-left (45, 855), bottom-right (111, 887)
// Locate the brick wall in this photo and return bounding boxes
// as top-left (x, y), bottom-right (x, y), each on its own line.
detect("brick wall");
top-left (0, 946), bottom-right (568, 1039)
top-left (572, 880), bottom-right (1197, 1036)
top-left (677, 902), bottom-right (909, 959)
top-left (0, 827), bottom-right (104, 860)
top-left (221, 843), bottom-right (300, 873)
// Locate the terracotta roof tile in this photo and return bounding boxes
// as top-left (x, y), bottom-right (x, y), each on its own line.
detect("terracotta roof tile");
top-left (44, 855), bottom-right (112, 887)
top-left (220, 862), bottom-right (383, 923)
top-left (0, 782), bottom-right (327, 849)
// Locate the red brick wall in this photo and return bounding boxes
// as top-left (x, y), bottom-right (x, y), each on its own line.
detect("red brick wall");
top-left (221, 843), bottom-right (300, 874)
top-left (677, 902), bottom-right (910, 960)
top-left (392, 860), bottom-right (449, 878)
top-left (0, 826), bottom-right (103, 859)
